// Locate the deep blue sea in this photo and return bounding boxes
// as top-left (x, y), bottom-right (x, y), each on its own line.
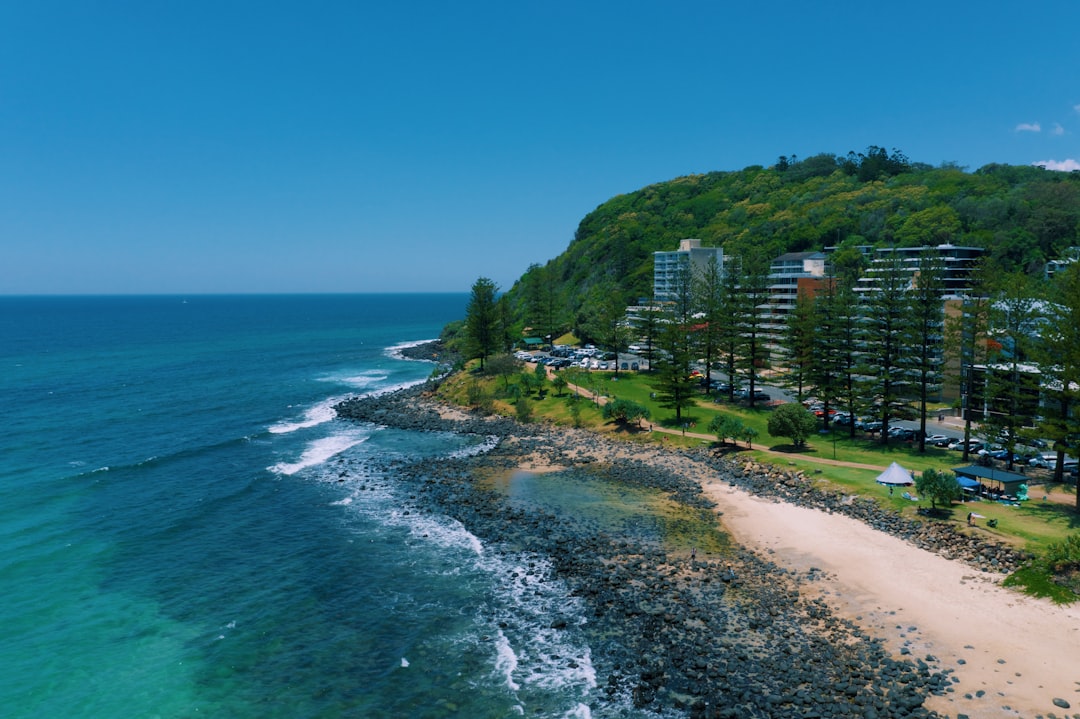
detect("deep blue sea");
top-left (0, 295), bottom-right (613, 719)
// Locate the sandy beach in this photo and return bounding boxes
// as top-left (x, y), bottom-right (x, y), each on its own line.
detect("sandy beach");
top-left (704, 478), bottom-right (1080, 718)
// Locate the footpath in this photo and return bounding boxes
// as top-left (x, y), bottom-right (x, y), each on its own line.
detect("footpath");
top-left (558, 374), bottom-right (892, 472)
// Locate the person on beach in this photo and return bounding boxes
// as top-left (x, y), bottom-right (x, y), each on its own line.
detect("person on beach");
top-left (690, 547), bottom-right (696, 560)
top-left (967, 512), bottom-right (974, 526)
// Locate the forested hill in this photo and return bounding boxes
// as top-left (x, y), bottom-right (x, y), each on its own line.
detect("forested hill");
top-left (505, 149), bottom-right (1080, 332)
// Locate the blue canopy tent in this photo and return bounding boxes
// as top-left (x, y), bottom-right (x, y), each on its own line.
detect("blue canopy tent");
top-left (957, 475), bottom-right (981, 490)
top-left (953, 465), bottom-right (1029, 501)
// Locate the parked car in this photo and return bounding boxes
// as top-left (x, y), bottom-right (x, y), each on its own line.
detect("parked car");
top-left (1029, 452), bottom-right (1057, 468)
top-left (1029, 453), bottom-right (1079, 469)
top-left (925, 434), bottom-right (950, 447)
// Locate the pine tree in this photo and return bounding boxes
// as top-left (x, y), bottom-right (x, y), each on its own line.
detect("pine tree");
top-left (904, 252), bottom-right (946, 452)
top-left (693, 255), bottom-right (726, 392)
top-left (735, 250), bottom-right (771, 407)
top-left (715, 254), bottom-right (743, 401)
top-left (464, 277), bottom-right (499, 371)
top-left (857, 251), bottom-right (911, 445)
top-left (651, 266), bottom-right (698, 423)
top-left (1038, 262), bottom-right (1080, 507)
top-left (982, 272), bottom-right (1044, 471)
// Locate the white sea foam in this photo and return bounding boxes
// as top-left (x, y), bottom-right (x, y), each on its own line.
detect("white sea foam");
top-left (385, 338), bottom-right (439, 361)
top-left (395, 511), bottom-right (485, 557)
top-left (400, 657), bottom-right (409, 668)
top-left (494, 629), bottom-right (521, 692)
top-left (268, 431), bottom-right (369, 476)
top-left (474, 552), bottom-right (598, 710)
top-left (322, 369), bottom-right (390, 390)
top-left (268, 396), bottom-right (344, 434)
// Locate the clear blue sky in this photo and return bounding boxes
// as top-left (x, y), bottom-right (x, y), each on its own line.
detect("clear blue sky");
top-left (3, 1), bottom-right (1079, 295)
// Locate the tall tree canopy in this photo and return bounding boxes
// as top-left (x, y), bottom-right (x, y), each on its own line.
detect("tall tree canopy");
top-left (464, 277), bottom-right (499, 371)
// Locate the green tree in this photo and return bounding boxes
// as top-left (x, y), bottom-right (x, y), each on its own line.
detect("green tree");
top-left (905, 252), bottom-right (946, 452)
top-left (944, 267), bottom-right (992, 463)
top-left (515, 395), bottom-right (533, 423)
top-left (731, 249), bottom-right (771, 407)
top-left (858, 251), bottom-right (911, 445)
top-left (521, 262), bottom-right (561, 341)
top-left (585, 280), bottom-right (632, 375)
top-left (915, 468), bottom-right (960, 510)
top-left (693, 254), bottom-right (727, 391)
top-left (519, 369), bottom-right (543, 398)
top-left (566, 393), bottom-right (583, 427)
top-left (708, 414), bottom-right (746, 446)
top-left (484, 353), bottom-right (522, 392)
top-left (602, 398), bottom-right (650, 426)
top-left (982, 272), bottom-right (1043, 471)
top-left (778, 285), bottom-right (817, 404)
top-left (1038, 263), bottom-right (1080, 505)
top-left (635, 301), bottom-right (663, 373)
top-left (464, 277), bottom-right (500, 371)
top-left (551, 372), bottom-right (568, 397)
top-left (827, 276), bottom-right (865, 438)
top-left (767, 402), bottom-right (817, 449)
top-left (652, 275), bottom-right (698, 424)
top-left (712, 253), bottom-right (744, 402)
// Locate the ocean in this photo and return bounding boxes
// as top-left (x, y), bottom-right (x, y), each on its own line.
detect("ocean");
top-left (0, 294), bottom-right (628, 719)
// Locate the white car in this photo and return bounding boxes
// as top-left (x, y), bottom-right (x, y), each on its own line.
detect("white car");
top-left (1028, 452), bottom-right (1058, 468)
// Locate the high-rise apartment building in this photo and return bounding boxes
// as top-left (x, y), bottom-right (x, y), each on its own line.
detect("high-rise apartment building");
top-left (652, 239), bottom-right (724, 302)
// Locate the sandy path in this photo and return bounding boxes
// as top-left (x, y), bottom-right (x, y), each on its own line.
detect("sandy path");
top-left (702, 478), bottom-right (1080, 718)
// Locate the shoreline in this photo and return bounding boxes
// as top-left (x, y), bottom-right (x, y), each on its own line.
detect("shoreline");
top-left (709, 483), bottom-right (1080, 719)
top-left (335, 383), bottom-right (1079, 718)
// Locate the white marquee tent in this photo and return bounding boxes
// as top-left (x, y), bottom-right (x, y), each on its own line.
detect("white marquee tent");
top-left (876, 461), bottom-right (914, 486)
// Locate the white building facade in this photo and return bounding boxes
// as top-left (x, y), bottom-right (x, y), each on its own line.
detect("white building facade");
top-left (652, 239), bottom-right (724, 302)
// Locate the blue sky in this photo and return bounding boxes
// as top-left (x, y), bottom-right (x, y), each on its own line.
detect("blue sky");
top-left (3, 1), bottom-right (1079, 295)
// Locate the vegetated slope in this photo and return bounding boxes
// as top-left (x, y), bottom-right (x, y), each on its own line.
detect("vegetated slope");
top-left (505, 150), bottom-right (1080, 327)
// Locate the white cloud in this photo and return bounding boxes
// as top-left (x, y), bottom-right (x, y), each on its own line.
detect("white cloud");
top-left (1016, 122), bottom-right (1042, 132)
top-left (1033, 159), bottom-right (1080, 172)
top-left (1052, 123), bottom-right (1065, 136)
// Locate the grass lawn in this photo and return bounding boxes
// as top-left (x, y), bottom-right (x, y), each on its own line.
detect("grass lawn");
top-left (438, 364), bottom-right (1080, 598)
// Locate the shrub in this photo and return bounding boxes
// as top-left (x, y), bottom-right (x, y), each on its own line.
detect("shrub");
top-left (708, 415), bottom-right (745, 445)
top-left (915, 468), bottom-right (960, 509)
top-left (602, 398), bottom-right (650, 426)
top-left (766, 403), bottom-right (817, 448)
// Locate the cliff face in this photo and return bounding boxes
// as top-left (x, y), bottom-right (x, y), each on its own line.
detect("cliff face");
top-left (504, 157), bottom-right (1080, 330)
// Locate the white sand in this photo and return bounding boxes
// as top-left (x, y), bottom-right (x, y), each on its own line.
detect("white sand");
top-left (703, 478), bottom-right (1080, 718)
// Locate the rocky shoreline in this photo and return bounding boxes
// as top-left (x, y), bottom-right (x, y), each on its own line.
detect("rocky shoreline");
top-left (332, 379), bottom-right (1048, 718)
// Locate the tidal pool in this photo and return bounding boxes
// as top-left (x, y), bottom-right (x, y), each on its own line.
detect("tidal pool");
top-left (491, 466), bottom-right (730, 555)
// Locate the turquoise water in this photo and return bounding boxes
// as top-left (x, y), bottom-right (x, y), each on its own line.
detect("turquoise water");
top-left (0, 295), bottom-right (618, 718)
